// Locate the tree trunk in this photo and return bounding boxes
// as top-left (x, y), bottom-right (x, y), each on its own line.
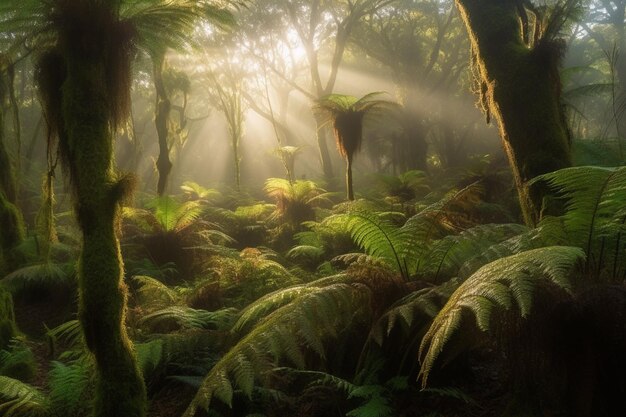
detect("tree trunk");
top-left (0, 74), bottom-right (24, 274)
top-left (455, 0), bottom-right (572, 225)
top-left (61, 25), bottom-right (146, 417)
top-left (346, 155), bottom-right (354, 201)
top-left (153, 55), bottom-right (173, 196)
top-left (315, 113), bottom-right (334, 180)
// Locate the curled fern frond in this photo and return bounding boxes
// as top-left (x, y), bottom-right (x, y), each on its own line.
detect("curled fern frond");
top-left (418, 246), bottom-right (585, 386)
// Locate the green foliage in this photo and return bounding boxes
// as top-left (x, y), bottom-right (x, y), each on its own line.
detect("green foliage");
top-left (47, 360), bottom-right (92, 417)
top-left (1, 263), bottom-right (74, 295)
top-left (418, 246), bottom-right (585, 385)
top-left (183, 276), bottom-right (378, 415)
top-left (264, 178), bottom-right (330, 226)
top-left (533, 166), bottom-right (626, 279)
top-left (341, 182), bottom-right (486, 280)
top-left (0, 288), bottom-right (16, 350)
top-left (0, 376), bottom-right (47, 417)
top-left (125, 196), bottom-right (204, 234)
top-left (180, 181), bottom-right (222, 202)
top-left (139, 306), bottom-right (236, 332)
top-left (0, 342), bottom-right (36, 382)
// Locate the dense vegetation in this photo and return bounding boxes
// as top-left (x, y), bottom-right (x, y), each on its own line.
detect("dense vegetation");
top-left (1, 1), bottom-right (626, 416)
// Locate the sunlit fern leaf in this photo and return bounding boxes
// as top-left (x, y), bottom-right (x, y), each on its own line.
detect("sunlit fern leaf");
top-left (418, 223), bottom-right (529, 282)
top-left (370, 279), bottom-right (459, 347)
top-left (145, 196), bottom-right (204, 233)
top-left (342, 212), bottom-right (411, 278)
top-left (140, 306), bottom-right (237, 332)
top-left (47, 320), bottom-right (83, 354)
top-left (286, 245), bottom-right (324, 263)
top-left (48, 360), bottom-right (92, 417)
top-left (1, 263), bottom-right (73, 293)
top-left (182, 283), bottom-right (371, 415)
top-left (232, 286), bottom-right (318, 334)
top-left (135, 339), bottom-right (164, 379)
top-left (132, 275), bottom-right (181, 309)
top-left (419, 246), bottom-right (585, 386)
top-left (457, 217), bottom-right (568, 279)
top-left (0, 376), bottom-right (47, 417)
top-left (403, 182), bottom-right (485, 273)
top-left (533, 166), bottom-right (626, 250)
top-left (180, 181), bottom-right (221, 201)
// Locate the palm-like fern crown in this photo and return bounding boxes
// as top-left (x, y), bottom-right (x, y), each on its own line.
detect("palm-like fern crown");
top-left (264, 178), bottom-right (330, 225)
top-left (314, 92), bottom-right (396, 160)
top-left (123, 195), bottom-right (204, 234)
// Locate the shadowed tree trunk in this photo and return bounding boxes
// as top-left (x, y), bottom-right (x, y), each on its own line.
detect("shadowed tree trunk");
top-left (455, 0), bottom-right (572, 225)
top-left (153, 53), bottom-right (173, 196)
top-left (0, 66), bottom-right (25, 275)
top-left (35, 2), bottom-right (147, 416)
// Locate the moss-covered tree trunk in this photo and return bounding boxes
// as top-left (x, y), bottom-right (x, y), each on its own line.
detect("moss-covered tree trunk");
top-left (0, 70), bottom-right (25, 275)
top-left (314, 113), bottom-right (335, 180)
top-left (455, 0), bottom-right (572, 225)
top-left (153, 53), bottom-right (173, 196)
top-left (62, 55), bottom-right (146, 417)
top-left (53, 3), bottom-right (146, 416)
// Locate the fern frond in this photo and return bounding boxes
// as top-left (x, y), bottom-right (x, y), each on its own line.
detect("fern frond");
top-left (183, 282), bottom-right (371, 415)
top-left (1, 263), bottom-right (73, 293)
top-left (534, 166), bottom-right (626, 278)
top-left (419, 246), bottom-right (585, 386)
top-left (47, 360), bottom-right (92, 417)
top-left (0, 376), bottom-right (47, 417)
top-left (342, 212), bottom-right (410, 278)
top-left (140, 306), bottom-right (237, 332)
top-left (132, 275), bottom-right (181, 309)
top-left (370, 279), bottom-right (459, 347)
top-left (418, 223), bottom-right (529, 282)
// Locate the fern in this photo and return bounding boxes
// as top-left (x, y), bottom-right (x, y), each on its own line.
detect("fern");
top-left (419, 246), bottom-right (585, 385)
top-left (341, 183), bottom-right (486, 280)
top-left (533, 166), bottom-right (626, 278)
top-left (47, 360), bottom-right (92, 417)
top-left (182, 282), bottom-right (372, 415)
top-left (343, 212), bottom-right (411, 279)
top-left (139, 306), bottom-right (237, 332)
top-left (132, 275), bottom-right (181, 309)
top-left (0, 376), bottom-right (47, 417)
top-left (417, 223), bottom-right (529, 282)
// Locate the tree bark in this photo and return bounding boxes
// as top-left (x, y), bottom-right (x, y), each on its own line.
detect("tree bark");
top-left (455, 0), bottom-right (572, 225)
top-left (0, 71), bottom-right (24, 274)
top-left (57, 5), bottom-right (147, 415)
top-left (153, 54), bottom-right (173, 196)
top-left (346, 155), bottom-right (354, 201)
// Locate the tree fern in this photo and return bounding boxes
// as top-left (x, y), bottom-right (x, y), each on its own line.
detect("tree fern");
top-left (418, 246), bottom-right (585, 385)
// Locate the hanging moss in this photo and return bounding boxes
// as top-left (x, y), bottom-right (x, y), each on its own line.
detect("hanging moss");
top-left (456, 0), bottom-right (571, 225)
top-left (32, 1), bottom-right (146, 416)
